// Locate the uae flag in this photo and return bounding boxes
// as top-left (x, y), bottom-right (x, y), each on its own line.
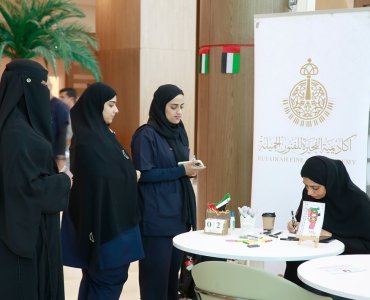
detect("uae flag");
top-left (221, 45), bottom-right (240, 74)
top-left (199, 46), bottom-right (209, 74)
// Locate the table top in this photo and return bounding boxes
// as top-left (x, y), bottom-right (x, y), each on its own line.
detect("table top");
top-left (173, 229), bottom-right (344, 261)
top-left (298, 254), bottom-right (370, 300)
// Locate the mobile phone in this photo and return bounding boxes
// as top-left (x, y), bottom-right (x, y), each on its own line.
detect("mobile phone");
top-left (177, 160), bottom-right (204, 167)
top-left (193, 160), bottom-right (204, 167)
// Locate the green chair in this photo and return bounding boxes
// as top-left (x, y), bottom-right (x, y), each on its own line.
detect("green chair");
top-left (191, 261), bottom-right (332, 300)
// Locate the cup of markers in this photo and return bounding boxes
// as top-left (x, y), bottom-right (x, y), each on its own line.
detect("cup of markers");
top-left (238, 206), bottom-right (255, 235)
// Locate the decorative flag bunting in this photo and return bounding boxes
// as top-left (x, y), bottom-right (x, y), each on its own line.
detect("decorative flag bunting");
top-left (221, 45), bottom-right (240, 74)
top-left (199, 47), bottom-right (210, 74)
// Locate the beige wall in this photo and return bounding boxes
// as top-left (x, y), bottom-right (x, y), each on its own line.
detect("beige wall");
top-left (139, 0), bottom-right (197, 153)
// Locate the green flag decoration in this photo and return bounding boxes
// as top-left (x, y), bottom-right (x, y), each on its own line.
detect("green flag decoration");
top-left (199, 46), bottom-right (210, 74)
top-left (221, 45), bottom-right (240, 74)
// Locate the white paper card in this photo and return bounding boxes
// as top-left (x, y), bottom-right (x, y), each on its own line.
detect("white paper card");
top-left (297, 201), bottom-right (325, 237)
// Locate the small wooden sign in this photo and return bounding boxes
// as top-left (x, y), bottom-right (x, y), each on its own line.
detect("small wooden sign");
top-left (204, 209), bottom-right (230, 235)
top-left (204, 218), bottom-right (227, 234)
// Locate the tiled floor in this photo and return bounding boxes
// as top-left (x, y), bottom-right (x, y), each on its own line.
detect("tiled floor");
top-left (63, 262), bottom-right (140, 299)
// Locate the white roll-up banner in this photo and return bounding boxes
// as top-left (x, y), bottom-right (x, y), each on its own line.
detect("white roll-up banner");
top-left (253, 9), bottom-right (370, 230)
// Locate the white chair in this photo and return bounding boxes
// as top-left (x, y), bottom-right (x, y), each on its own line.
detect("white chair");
top-left (191, 261), bottom-right (332, 300)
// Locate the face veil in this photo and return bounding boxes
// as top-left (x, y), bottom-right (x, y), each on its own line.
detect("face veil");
top-left (0, 59), bottom-right (51, 142)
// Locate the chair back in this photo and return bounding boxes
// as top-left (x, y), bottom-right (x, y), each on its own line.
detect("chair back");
top-left (191, 261), bottom-right (332, 300)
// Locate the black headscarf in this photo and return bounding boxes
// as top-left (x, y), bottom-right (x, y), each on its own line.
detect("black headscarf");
top-left (0, 59), bottom-right (51, 141)
top-left (299, 155), bottom-right (370, 241)
top-left (147, 84), bottom-right (197, 230)
top-left (70, 82), bottom-right (114, 136)
top-left (0, 59), bottom-right (70, 259)
top-left (68, 82), bottom-right (140, 266)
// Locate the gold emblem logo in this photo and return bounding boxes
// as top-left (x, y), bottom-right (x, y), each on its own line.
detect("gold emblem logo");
top-left (283, 59), bottom-right (333, 127)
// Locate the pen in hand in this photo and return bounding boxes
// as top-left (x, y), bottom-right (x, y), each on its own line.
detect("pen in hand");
top-left (291, 210), bottom-right (297, 233)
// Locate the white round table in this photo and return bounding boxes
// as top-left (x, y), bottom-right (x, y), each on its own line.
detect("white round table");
top-left (173, 229), bottom-right (344, 261)
top-left (298, 254), bottom-right (370, 300)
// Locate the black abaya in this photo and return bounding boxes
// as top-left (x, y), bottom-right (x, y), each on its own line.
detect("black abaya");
top-left (0, 59), bottom-right (71, 299)
top-left (67, 82), bottom-right (141, 268)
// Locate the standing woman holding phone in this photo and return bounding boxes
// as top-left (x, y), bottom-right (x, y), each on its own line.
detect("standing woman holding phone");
top-left (131, 84), bottom-right (205, 300)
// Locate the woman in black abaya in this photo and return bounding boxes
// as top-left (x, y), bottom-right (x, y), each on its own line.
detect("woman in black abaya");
top-left (61, 82), bottom-right (144, 300)
top-left (0, 59), bottom-right (72, 299)
top-left (285, 155), bottom-right (370, 297)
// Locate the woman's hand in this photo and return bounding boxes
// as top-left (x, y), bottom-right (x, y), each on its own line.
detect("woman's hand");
top-left (320, 229), bottom-right (332, 237)
top-left (287, 220), bottom-right (299, 233)
top-left (56, 156), bottom-right (66, 172)
top-left (182, 161), bottom-right (206, 177)
top-left (61, 166), bottom-right (73, 188)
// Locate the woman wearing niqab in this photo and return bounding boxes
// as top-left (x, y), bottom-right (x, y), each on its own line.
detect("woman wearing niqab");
top-left (0, 59), bottom-right (71, 299)
top-left (285, 155), bottom-right (370, 288)
top-left (61, 82), bottom-right (144, 299)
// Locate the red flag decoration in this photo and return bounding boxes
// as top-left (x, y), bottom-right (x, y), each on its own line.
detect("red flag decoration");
top-left (221, 45), bottom-right (240, 74)
top-left (199, 47), bottom-right (209, 74)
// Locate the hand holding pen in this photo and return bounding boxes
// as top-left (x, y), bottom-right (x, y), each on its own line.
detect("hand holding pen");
top-left (289, 210), bottom-right (298, 234)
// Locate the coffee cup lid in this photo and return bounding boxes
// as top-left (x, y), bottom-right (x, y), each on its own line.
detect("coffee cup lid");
top-left (262, 212), bottom-right (276, 217)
